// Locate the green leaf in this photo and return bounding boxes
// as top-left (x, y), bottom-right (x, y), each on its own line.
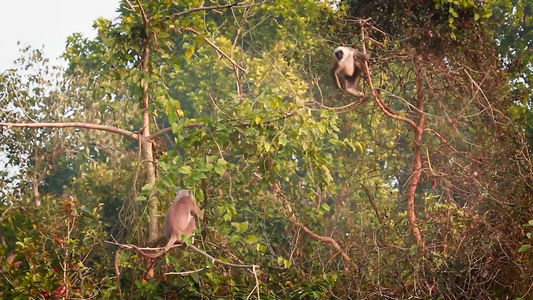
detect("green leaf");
top-left (185, 45), bottom-right (195, 59)
top-left (135, 195), bottom-right (147, 201)
top-left (171, 122), bottom-right (181, 134)
top-left (214, 164), bottom-right (226, 176)
top-left (283, 258), bottom-right (292, 268)
top-left (192, 172), bottom-right (207, 180)
top-left (245, 235), bottom-right (259, 244)
top-left (278, 135), bottom-right (288, 146)
top-left (474, 13), bottom-right (480, 21)
top-left (409, 244), bottom-right (418, 255)
top-left (141, 183), bottom-right (153, 192)
top-left (178, 165), bottom-right (192, 174)
top-left (481, 9), bottom-right (492, 18)
top-left (320, 203), bottom-right (330, 212)
top-left (238, 222), bottom-right (249, 233)
top-left (518, 245), bottom-right (531, 253)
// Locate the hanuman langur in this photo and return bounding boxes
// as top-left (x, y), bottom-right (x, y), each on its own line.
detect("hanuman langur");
top-left (330, 46), bottom-right (370, 97)
top-left (132, 189), bottom-right (203, 259)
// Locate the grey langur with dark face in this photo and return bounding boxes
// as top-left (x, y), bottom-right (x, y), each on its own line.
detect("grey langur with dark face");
top-left (131, 189), bottom-right (203, 259)
top-left (330, 46), bottom-right (370, 97)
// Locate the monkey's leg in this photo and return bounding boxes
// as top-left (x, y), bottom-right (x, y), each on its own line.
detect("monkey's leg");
top-left (164, 235), bottom-right (178, 252)
top-left (345, 78), bottom-right (364, 97)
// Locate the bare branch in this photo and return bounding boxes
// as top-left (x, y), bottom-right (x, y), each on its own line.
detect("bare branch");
top-left (0, 122), bottom-right (139, 140)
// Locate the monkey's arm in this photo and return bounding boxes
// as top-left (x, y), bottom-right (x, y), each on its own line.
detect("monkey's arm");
top-left (330, 63), bottom-right (343, 90)
top-left (354, 49), bottom-right (370, 61)
top-left (192, 205), bottom-right (204, 220)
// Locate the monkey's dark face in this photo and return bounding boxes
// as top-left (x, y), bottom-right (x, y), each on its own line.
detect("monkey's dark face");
top-left (334, 49), bottom-right (344, 61)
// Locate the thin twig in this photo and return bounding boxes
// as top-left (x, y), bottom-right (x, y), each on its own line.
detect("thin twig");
top-left (182, 27), bottom-right (247, 73)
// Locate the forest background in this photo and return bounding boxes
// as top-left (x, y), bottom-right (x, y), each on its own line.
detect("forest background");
top-left (1, 0), bottom-right (532, 299)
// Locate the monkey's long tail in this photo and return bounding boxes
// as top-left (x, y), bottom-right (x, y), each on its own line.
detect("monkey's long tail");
top-left (147, 235), bottom-right (166, 247)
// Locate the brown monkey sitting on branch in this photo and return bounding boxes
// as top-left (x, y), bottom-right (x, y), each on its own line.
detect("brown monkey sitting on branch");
top-left (130, 189), bottom-right (203, 259)
top-left (330, 46), bottom-right (370, 97)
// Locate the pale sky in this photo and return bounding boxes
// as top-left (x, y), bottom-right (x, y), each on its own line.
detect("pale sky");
top-left (0, 0), bottom-right (120, 71)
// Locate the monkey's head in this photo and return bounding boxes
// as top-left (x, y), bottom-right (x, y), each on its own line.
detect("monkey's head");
top-left (174, 189), bottom-right (204, 220)
top-left (175, 189), bottom-right (193, 200)
top-left (333, 47), bottom-right (346, 61)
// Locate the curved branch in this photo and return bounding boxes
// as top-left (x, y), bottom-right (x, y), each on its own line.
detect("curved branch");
top-left (108, 241), bottom-right (259, 270)
top-left (0, 122), bottom-right (139, 140)
top-left (359, 28), bottom-right (418, 130)
top-left (270, 184), bottom-right (356, 269)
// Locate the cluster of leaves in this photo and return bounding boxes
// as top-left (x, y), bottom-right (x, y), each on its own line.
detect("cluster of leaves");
top-left (0, 196), bottom-right (113, 299)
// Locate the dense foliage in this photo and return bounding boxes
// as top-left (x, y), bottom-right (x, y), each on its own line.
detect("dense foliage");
top-left (1, 0), bottom-right (531, 299)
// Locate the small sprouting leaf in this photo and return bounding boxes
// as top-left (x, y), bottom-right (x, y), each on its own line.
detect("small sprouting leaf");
top-left (320, 203), bottom-right (330, 212)
top-left (283, 258), bottom-right (292, 268)
top-left (474, 13), bottom-right (480, 21)
top-left (518, 245), bottom-right (531, 253)
top-left (264, 142), bottom-right (271, 152)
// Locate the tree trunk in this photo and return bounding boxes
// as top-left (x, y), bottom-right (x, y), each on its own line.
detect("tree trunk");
top-left (140, 35), bottom-right (158, 240)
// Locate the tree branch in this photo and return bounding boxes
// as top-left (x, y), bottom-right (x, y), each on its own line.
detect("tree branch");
top-left (147, 122), bottom-right (203, 140)
top-left (270, 183), bottom-right (356, 269)
top-left (0, 122), bottom-right (139, 140)
top-left (108, 241), bottom-right (260, 277)
top-left (182, 27), bottom-right (247, 73)
top-left (173, 1), bottom-right (246, 18)
top-left (359, 25), bottom-right (418, 130)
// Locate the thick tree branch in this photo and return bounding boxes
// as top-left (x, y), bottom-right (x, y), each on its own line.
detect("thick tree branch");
top-left (360, 23), bottom-right (425, 250)
top-left (406, 57), bottom-right (426, 250)
top-left (0, 122), bottom-right (139, 140)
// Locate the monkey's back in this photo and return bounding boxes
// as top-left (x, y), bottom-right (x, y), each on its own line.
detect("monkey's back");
top-left (163, 196), bottom-right (196, 239)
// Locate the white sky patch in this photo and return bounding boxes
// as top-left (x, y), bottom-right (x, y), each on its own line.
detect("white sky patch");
top-left (0, 0), bottom-right (120, 71)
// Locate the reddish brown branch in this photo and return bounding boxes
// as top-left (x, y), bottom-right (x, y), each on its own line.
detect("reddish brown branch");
top-left (406, 57), bottom-right (426, 250)
top-left (360, 26), bottom-right (425, 250)
top-left (0, 122), bottom-right (139, 139)
top-left (271, 184), bottom-right (355, 269)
